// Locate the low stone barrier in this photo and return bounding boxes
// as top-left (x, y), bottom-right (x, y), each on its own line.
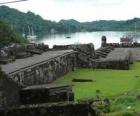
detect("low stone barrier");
top-left (93, 48), bottom-right (132, 70)
top-left (0, 102), bottom-right (97, 116)
top-left (20, 84), bottom-right (74, 105)
top-left (53, 43), bottom-right (96, 67)
top-left (105, 43), bottom-right (140, 48)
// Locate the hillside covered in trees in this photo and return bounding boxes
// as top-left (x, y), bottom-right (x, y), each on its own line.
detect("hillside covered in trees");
top-left (0, 5), bottom-right (140, 38)
top-left (0, 6), bottom-right (83, 37)
top-left (0, 19), bottom-right (27, 48)
top-left (82, 18), bottom-right (140, 31)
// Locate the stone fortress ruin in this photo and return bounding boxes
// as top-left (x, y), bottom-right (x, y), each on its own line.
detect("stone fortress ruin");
top-left (0, 43), bottom-right (97, 116)
top-left (0, 36), bottom-right (140, 116)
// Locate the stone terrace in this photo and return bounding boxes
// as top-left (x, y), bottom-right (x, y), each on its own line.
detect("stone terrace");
top-left (1, 50), bottom-right (75, 74)
top-left (1, 50), bottom-right (77, 86)
top-left (93, 48), bottom-right (133, 70)
top-left (103, 48), bottom-right (131, 62)
top-left (130, 48), bottom-right (140, 61)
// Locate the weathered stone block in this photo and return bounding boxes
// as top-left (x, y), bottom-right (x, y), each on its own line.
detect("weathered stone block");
top-left (19, 84), bottom-right (74, 105)
top-left (0, 70), bottom-right (20, 109)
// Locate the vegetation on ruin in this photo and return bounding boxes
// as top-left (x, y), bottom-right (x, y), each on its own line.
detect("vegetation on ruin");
top-left (55, 62), bottom-right (140, 115)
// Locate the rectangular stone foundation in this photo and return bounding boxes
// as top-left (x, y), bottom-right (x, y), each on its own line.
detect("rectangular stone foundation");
top-left (1, 50), bottom-right (77, 86)
top-left (93, 48), bottom-right (132, 70)
top-left (20, 84), bottom-right (74, 105)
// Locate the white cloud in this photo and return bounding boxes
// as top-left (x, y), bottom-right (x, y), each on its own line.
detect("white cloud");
top-left (2, 0), bottom-right (140, 22)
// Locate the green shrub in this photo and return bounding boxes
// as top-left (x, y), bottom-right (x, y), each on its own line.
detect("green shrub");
top-left (114, 96), bottom-right (137, 105)
top-left (0, 19), bottom-right (28, 48)
top-left (122, 111), bottom-right (134, 116)
top-left (111, 104), bottom-right (126, 112)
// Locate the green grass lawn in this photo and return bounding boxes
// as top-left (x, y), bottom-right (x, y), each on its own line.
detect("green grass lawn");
top-left (55, 62), bottom-right (140, 115)
top-left (55, 62), bottom-right (140, 100)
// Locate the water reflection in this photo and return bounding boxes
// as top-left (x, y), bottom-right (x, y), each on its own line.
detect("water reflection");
top-left (38, 31), bottom-right (140, 49)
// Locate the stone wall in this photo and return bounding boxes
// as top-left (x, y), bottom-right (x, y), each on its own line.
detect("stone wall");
top-left (53, 43), bottom-right (96, 68)
top-left (0, 43), bottom-right (50, 65)
top-left (7, 52), bottom-right (76, 86)
top-left (0, 102), bottom-right (97, 116)
top-left (105, 43), bottom-right (140, 48)
top-left (1, 43), bottom-right (96, 87)
top-left (92, 60), bottom-right (130, 70)
top-left (93, 48), bottom-right (132, 70)
top-left (20, 84), bottom-right (74, 105)
top-left (0, 70), bottom-right (20, 109)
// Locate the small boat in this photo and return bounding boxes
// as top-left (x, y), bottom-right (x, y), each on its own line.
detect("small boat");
top-left (66, 36), bottom-right (71, 39)
top-left (120, 36), bottom-right (133, 44)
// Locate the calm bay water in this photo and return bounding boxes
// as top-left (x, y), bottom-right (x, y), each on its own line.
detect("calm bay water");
top-left (38, 31), bottom-right (140, 49)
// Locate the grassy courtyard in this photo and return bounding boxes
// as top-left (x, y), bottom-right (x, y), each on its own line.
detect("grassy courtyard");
top-left (55, 62), bottom-right (140, 115)
top-left (55, 62), bottom-right (140, 99)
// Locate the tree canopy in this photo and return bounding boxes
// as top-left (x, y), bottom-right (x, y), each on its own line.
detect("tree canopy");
top-left (0, 19), bottom-right (27, 48)
top-left (0, 5), bottom-right (140, 38)
top-left (0, 6), bottom-right (83, 37)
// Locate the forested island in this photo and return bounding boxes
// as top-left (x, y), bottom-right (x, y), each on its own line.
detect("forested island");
top-left (0, 5), bottom-right (140, 38)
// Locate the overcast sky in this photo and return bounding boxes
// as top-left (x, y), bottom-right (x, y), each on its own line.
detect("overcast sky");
top-left (2, 0), bottom-right (140, 22)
